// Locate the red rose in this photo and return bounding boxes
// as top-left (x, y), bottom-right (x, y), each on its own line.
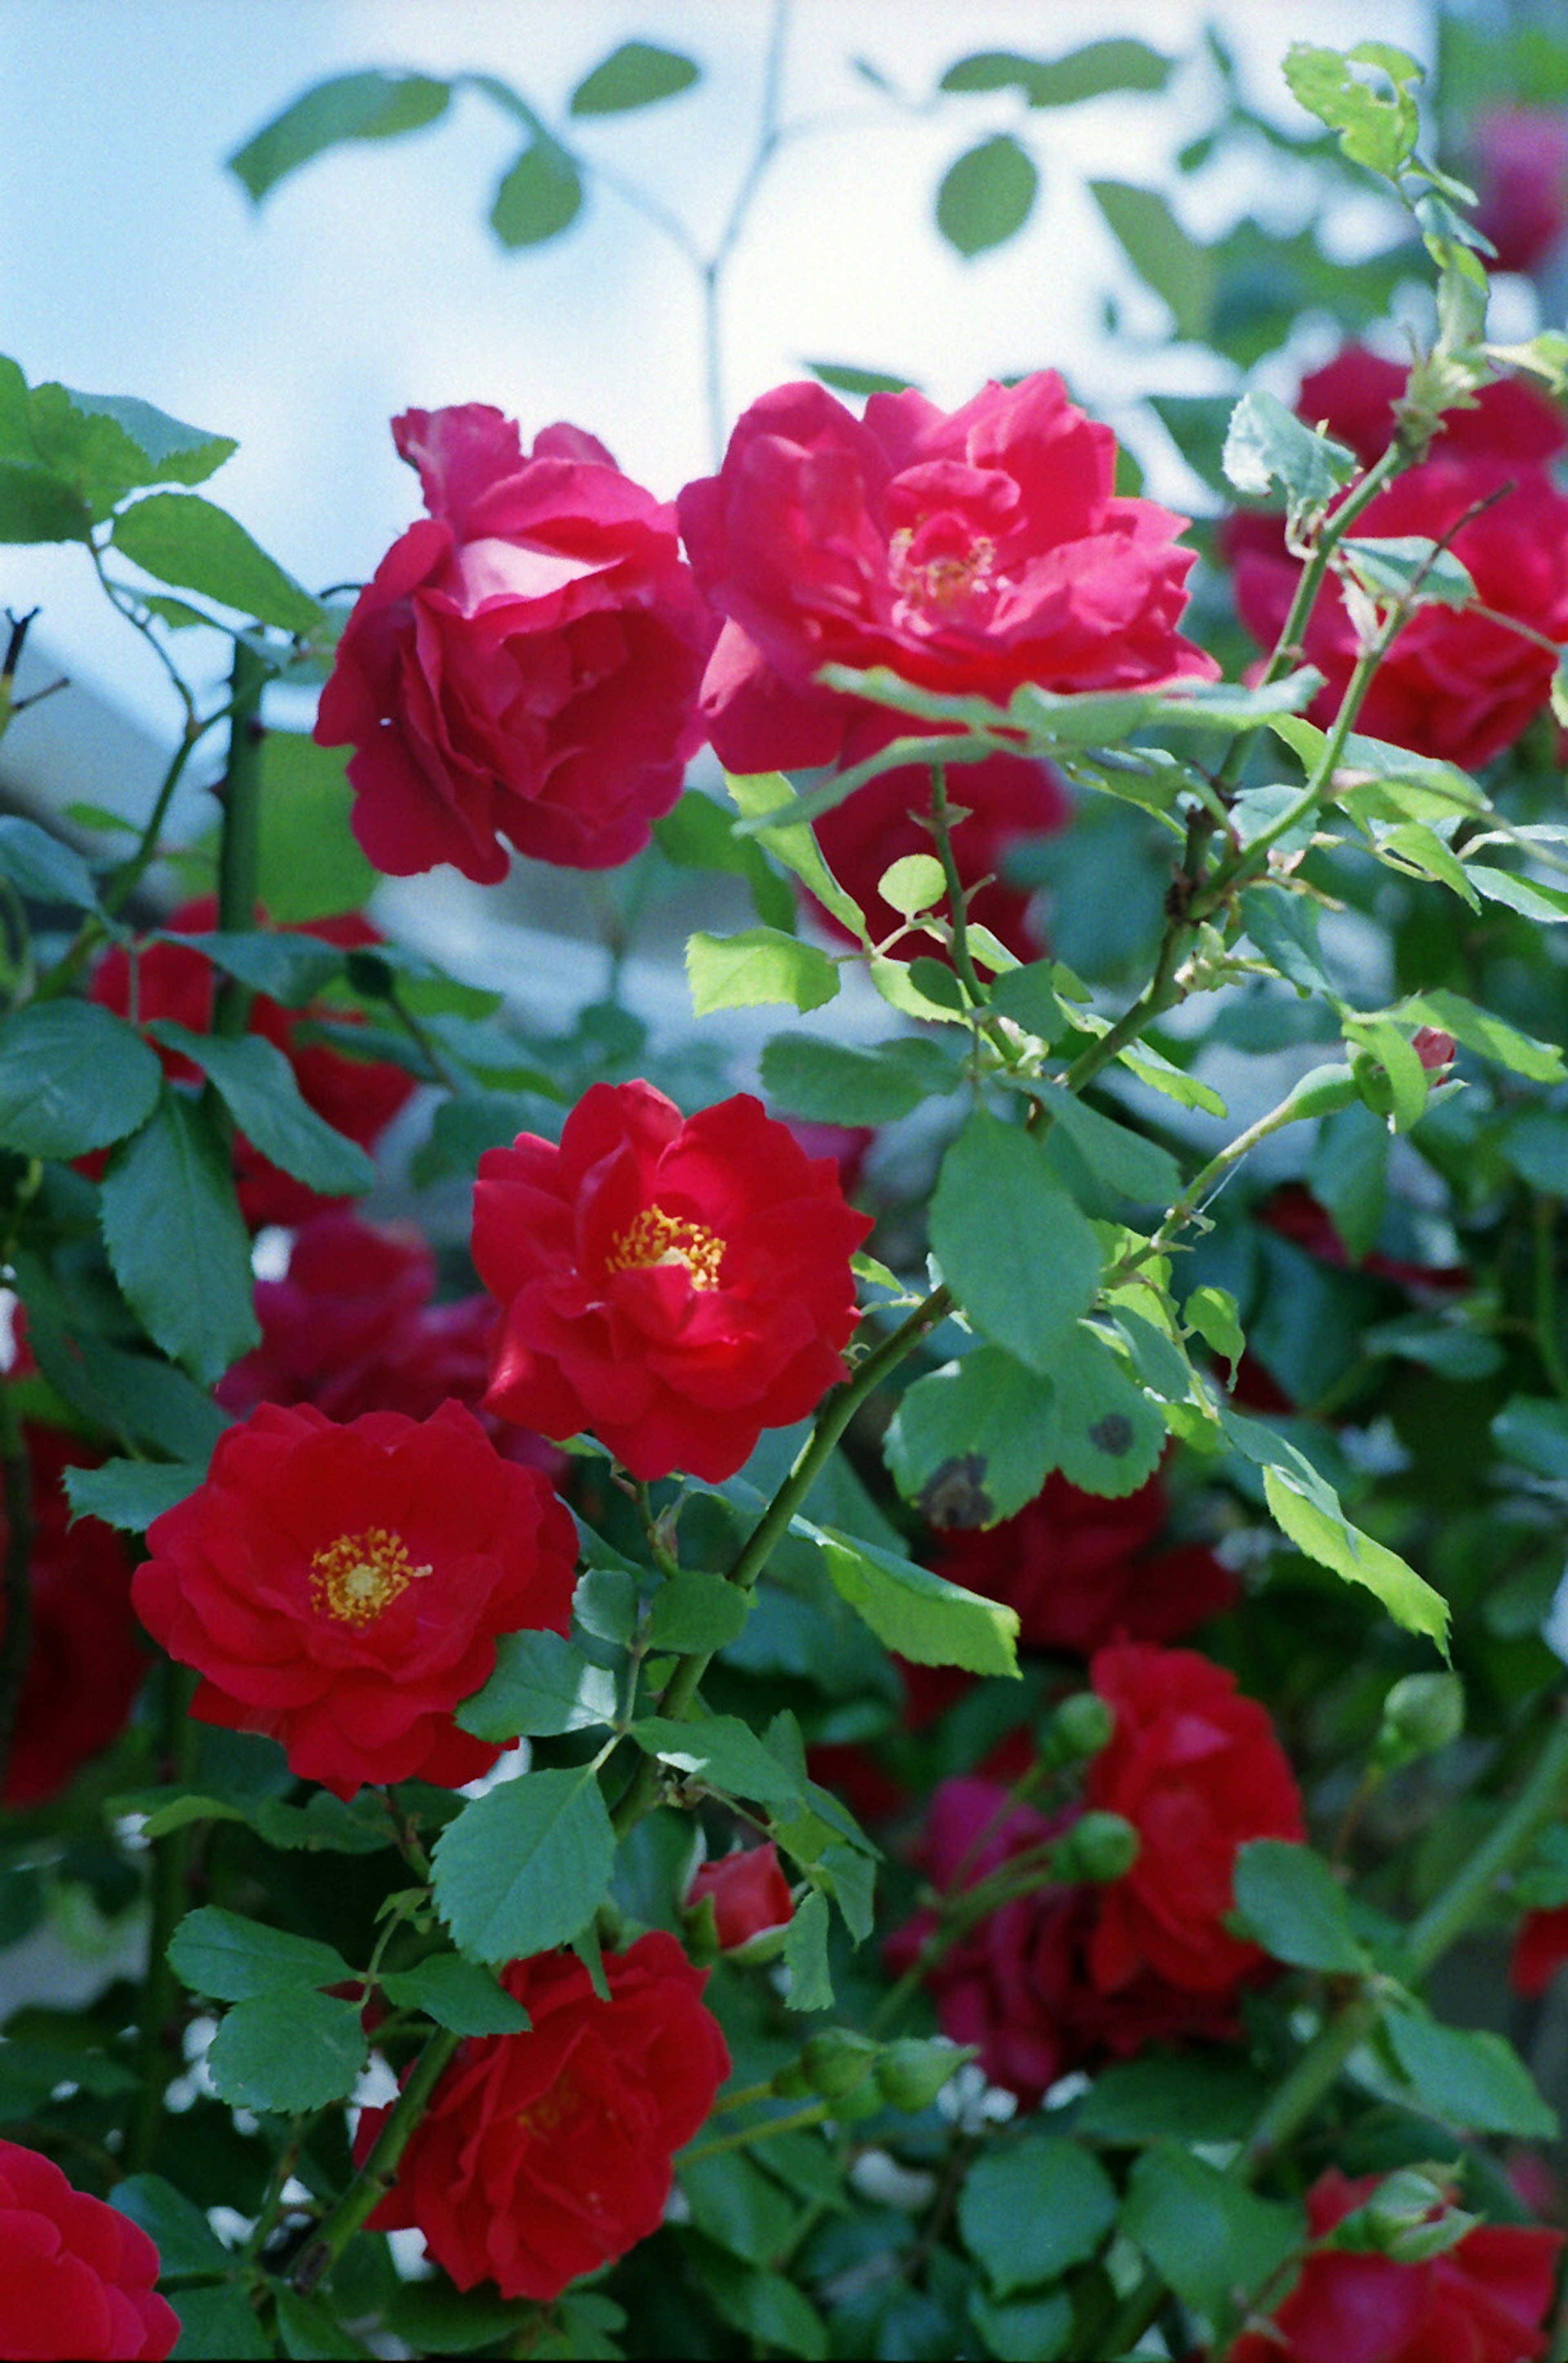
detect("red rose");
top-left (1228, 2168), bottom-right (1563, 2363)
top-left (1086, 1642), bottom-right (1305, 1993)
top-left (686, 1842), bottom-right (794, 1948)
top-left (315, 404), bottom-right (713, 882)
top-left (1472, 106), bottom-right (1568, 277)
top-left (472, 1080), bottom-right (873, 1483)
top-left (808, 731), bottom-right (1068, 962)
top-left (1258, 1182), bottom-right (1467, 1292)
top-left (3, 1428), bottom-right (146, 1808)
top-left (89, 900), bottom-right (414, 1229)
top-left (132, 1399), bottom-right (578, 1800)
top-left (1512, 1903), bottom-right (1568, 1998)
top-left (677, 373), bottom-right (1216, 777)
top-left (1296, 343), bottom-right (1568, 471)
top-left (0, 2138), bottom-right (177, 2361)
top-left (931, 1470), bottom-right (1237, 1659)
top-left (887, 1776), bottom-right (1243, 2106)
top-left (361, 1931), bottom-right (729, 2299)
top-left (215, 1210), bottom-right (562, 1482)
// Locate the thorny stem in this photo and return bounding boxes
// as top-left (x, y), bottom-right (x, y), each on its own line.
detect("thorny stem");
top-left (287, 2026), bottom-right (463, 2296)
top-left (925, 764), bottom-right (988, 1011)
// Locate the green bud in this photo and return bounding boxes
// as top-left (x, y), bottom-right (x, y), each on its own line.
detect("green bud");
top-left (1278, 1062), bottom-right (1360, 1122)
top-left (800, 2028), bottom-right (879, 2102)
top-left (1385, 2209), bottom-right (1479, 2264)
top-left (1039, 1691), bottom-right (1115, 1770)
top-left (872, 2038), bottom-right (974, 2114)
top-left (768, 2058), bottom-right (812, 2099)
top-left (1332, 2167), bottom-right (1467, 2258)
top-left (1053, 1809), bottom-right (1139, 1884)
top-left (1374, 1673), bottom-right (1465, 1770)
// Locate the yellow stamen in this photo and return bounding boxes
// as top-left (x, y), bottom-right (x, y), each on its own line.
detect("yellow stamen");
top-left (607, 1205), bottom-right (726, 1290)
top-left (310, 1527), bottom-right (431, 1626)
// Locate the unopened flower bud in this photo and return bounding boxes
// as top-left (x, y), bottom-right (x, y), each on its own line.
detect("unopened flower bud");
top-left (1412, 1027), bottom-right (1458, 1073)
top-left (684, 1842), bottom-right (793, 1955)
top-left (1385, 2208), bottom-right (1479, 2264)
top-left (1052, 1808), bottom-right (1139, 1884)
top-left (1039, 1691), bottom-right (1115, 1770)
top-left (1374, 1673), bottom-right (1465, 1770)
top-left (873, 2038), bottom-right (973, 2114)
top-left (1332, 2167), bottom-right (1460, 2255)
top-left (800, 2028), bottom-right (879, 2102)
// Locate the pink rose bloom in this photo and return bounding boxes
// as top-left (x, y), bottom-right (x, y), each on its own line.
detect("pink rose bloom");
top-left (677, 373), bottom-right (1216, 776)
top-left (316, 404), bottom-right (715, 881)
top-left (1472, 105), bottom-right (1568, 276)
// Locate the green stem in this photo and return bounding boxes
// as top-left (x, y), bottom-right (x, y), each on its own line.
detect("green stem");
top-left (123, 1662), bottom-right (198, 2175)
top-left (1058, 805), bottom-right (1214, 1100)
top-left (287, 2026), bottom-right (462, 2296)
top-left (1405, 1706), bottom-right (1568, 1976)
top-left (212, 642), bottom-right (269, 1040)
top-left (926, 765), bottom-right (987, 1011)
top-left (682, 2098), bottom-right (831, 2163)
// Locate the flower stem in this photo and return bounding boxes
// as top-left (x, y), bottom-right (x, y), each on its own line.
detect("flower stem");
top-left (682, 2097), bottom-right (831, 2163)
top-left (287, 2025), bottom-right (462, 2296)
top-left (211, 641), bottom-right (269, 1040)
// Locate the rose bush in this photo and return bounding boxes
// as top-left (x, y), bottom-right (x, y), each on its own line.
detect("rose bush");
top-left (0, 2139), bottom-right (177, 2361)
top-left (472, 1079), bottom-right (872, 1481)
top-left (315, 402), bottom-right (714, 880)
top-left (359, 1932), bottom-right (729, 2300)
top-left (132, 1399), bottom-right (578, 1796)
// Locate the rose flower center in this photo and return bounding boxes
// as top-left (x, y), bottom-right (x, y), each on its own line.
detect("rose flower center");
top-left (607, 1205), bottom-right (726, 1291)
top-left (889, 525), bottom-right (998, 619)
top-left (310, 1527), bottom-right (432, 1626)
top-left (515, 2076), bottom-right (577, 2139)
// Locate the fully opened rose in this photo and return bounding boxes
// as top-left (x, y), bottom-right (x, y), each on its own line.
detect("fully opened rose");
top-left (314, 403), bottom-right (714, 881)
top-left (0, 2139), bottom-right (177, 2362)
top-left (360, 1933), bottom-right (729, 2301)
top-left (472, 1079), bottom-right (873, 1482)
top-left (133, 1399), bottom-right (578, 1798)
top-left (677, 371), bottom-right (1216, 776)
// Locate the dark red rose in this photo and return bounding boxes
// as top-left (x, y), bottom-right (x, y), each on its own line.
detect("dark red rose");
top-left (1258, 1182), bottom-right (1467, 1292)
top-left (677, 373), bottom-right (1216, 777)
top-left (1228, 2168), bottom-right (1563, 2363)
top-left (215, 1210), bottom-right (563, 1478)
top-left (361, 1931), bottom-right (729, 2299)
top-left (2, 1428), bottom-right (146, 1809)
top-left (89, 899), bottom-right (414, 1229)
top-left (778, 1118), bottom-right (875, 1197)
top-left (1085, 1642), bottom-right (1305, 1993)
top-left (808, 730), bottom-right (1068, 962)
top-left (931, 1470), bottom-right (1237, 1659)
top-left (0, 2138), bottom-right (177, 2360)
top-left (1229, 448), bottom-right (1568, 770)
top-left (1512, 1903), bottom-right (1568, 1998)
top-left (132, 1399), bottom-right (578, 1800)
top-left (1472, 106), bottom-right (1568, 276)
top-left (315, 404), bottom-right (713, 882)
top-left (472, 1080), bottom-right (873, 1483)
top-left (686, 1841), bottom-right (794, 1947)
top-left (886, 1775), bottom-right (1242, 2107)
top-left (1296, 344), bottom-right (1568, 471)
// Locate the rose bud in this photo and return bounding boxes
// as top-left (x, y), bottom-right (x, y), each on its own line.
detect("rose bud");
top-left (1412, 1026), bottom-right (1458, 1073)
top-left (684, 1842), bottom-right (793, 1955)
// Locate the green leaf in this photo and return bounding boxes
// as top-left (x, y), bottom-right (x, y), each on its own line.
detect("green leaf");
top-left (1466, 864), bottom-right (1568, 924)
top-left (0, 461), bottom-right (89, 542)
top-left (113, 493), bottom-right (322, 634)
top-left (686, 928), bottom-right (839, 1017)
top-left (1123, 2145), bottom-right (1301, 2321)
top-left (47, 389), bottom-right (236, 493)
top-left (13, 1254), bottom-right (227, 1463)
top-left (1023, 1084), bottom-right (1184, 1204)
top-left (1309, 1102), bottom-right (1389, 1266)
top-left (682, 2149), bottom-right (801, 2266)
top-left (490, 140), bottom-right (584, 248)
top-left (782, 1889), bottom-right (834, 2013)
top-left (1184, 1284), bottom-right (1245, 1372)
top-left (1396, 990), bottom-right (1564, 1084)
top-left (722, 771), bottom-right (869, 944)
top-left (1223, 389), bottom-right (1356, 512)
top-left (630, 1716), bottom-right (807, 1807)
top-left (936, 135), bottom-right (1040, 258)
top-left (457, 1630), bottom-right (617, 1743)
top-left (1372, 821), bottom-right (1478, 904)
top-left (804, 361), bottom-right (922, 398)
top-left (1343, 1015), bottom-right (1430, 1134)
top-left (171, 2284), bottom-right (272, 2361)
top-left (969, 2290), bottom-right (1074, 2361)
top-left (1492, 1396), bottom-right (1568, 1481)
top-left (1241, 884), bottom-right (1337, 999)
top-left (1076, 2052), bottom-right (1272, 2145)
top-left (147, 1023), bottom-right (376, 1196)
top-left (646, 1570), bottom-right (751, 1653)
top-left (569, 42), bottom-right (699, 115)
top-left (64, 1457), bottom-right (206, 1535)
top-left (884, 1346), bottom-right (1058, 1527)
top-left (381, 1955), bottom-right (532, 2036)
top-left (0, 814), bottom-right (103, 911)
top-left (1284, 40), bottom-right (1423, 179)
top-left (1341, 535), bottom-right (1477, 608)
top-left (172, 929), bottom-right (344, 1007)
top-left (228, 71), bottom-right (452, 201)
top-left (940, 40), bottom-right (1171, 106)
top-left (806, 1522), bottom-right (1020, 1676)
top-left (385, 2285), bottom-right (534, 2357)
top-left (931, 1110), bottom-right (1102, 1372)
top-left (206, 1988), bottom-right (367, 2113)
top-left (111, 2174), bottom-right (232, 2280)
top-left (878, 853), bottom-right (947, 918)
top-left (987, 960), bottom-right (1071, 1045)
top-left (168, 1905), bottom-right (354, 2002)
top-left (653, 789), bottom-right (794, 932)
top-left (959, 2137), bottom-right (1118, 2294)
top-left (1261, 1465), bottom-right (1449, 1653)
top-left (1384, 2009), bottom-right (1556, 2138)
top-left (99, 1091), bottom-right (261, 1383)
top-left (1232, 1840), bottom-right (1367, 1972)
top-left (0, 1001), bottom-right (161, 1157)
top-left (1090, 180), bottom-right (1216, 341)
top-left (253, 733), bottom-right (379, 921)
top-left (760, 1032), bottom-right (959, 1126)
top-left (1046, 1326), bottom-right (1167, 1497)
top-left (432, 1766), bottom-right (615, 1965)
top-left (275, 2290), bottom-right (374, 2362)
